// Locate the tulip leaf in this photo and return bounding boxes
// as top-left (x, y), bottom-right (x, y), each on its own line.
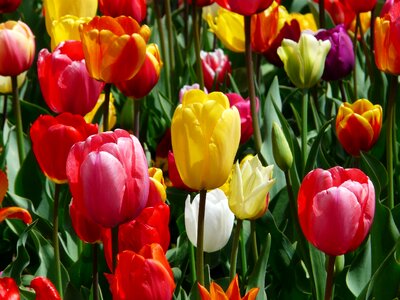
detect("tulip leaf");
top-left (360, 151), bottom-right (388, 199)
top-left (309, 245), bottom-right (326, 300)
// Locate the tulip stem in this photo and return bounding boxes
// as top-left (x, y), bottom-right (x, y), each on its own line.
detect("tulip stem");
top-left (301, 89), bottom-right (309, 173)
top-left (239, 222), bottom-right (248, 277)
top-left (250, 220), bottom-right (259, 262)
top-left (196, 189), bottom-right (207, 285)
top-left (133, 99), bottom-right (141, 138)
top-left (339, 80), bottom-right (348, 103)
top-left (1, 94), bottom-right (7, 130)
top-left (358, 14), bottom-right (374, 82)
top-left (319, 0), bottom-right (325, 28)
top-left (165, 0), bottom-right (175, 78)
top-left (192, 2), bottom-right (205, 90)
top-left (230, 218), bottom-right (243, 281)
top-left (353, 15), bottom-right (360, 100)
top-left (245, 16), bottom-right (263, 161)
top-left (386, 75), bottom-right (398, 209)
top-left (324, 255), bottom-right (336, 300)
top-left (53, 183), bottom-right (63, 298)
top-left (190, 243), bottom-right (197, 283)
top-left (103, 83), bottom-right (111, 132)
top-left (92, 244), bottom-right (99, 300)
top-left (184, 0), bottom-right (189, 51)
top-left (112, 226), bottom-right (119, 272)
top-left (11, 76), bottom-right (25, 164)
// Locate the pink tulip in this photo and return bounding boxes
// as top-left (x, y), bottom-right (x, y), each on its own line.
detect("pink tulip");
top-left (298, 166), bottom-right (375, 256)
top-left (200, 48), bottom-right (231, 91)
top-left (66, 129), bottom-right (150, 228)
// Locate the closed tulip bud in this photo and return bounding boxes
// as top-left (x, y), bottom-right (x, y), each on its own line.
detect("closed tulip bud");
top-left (171, 90), bottom-right (241, 190)
top-left (315, 25), bottom-right (355, 81)
top-left (277, 33), bottom-right (331, 89)
top-left (272, 122), bottom-right (293, 172)
top-left (346, 0), bottom-right (377, 13)
top-left (116, 44), bottom-right (163, 99)
top-left (206, 8), bottom-right (245, 53)
top-left (106, 245), bottom-right (175, 300)
top-left (66, 129), bottom-right (150, 228)
top-left (298, 166), bottom-right (375, 256)
top-left (80, 16), bottom-right (151, 83)
top-left (0, 72), bottom-right (26, 94)
top-left (30, 113), bottom-right (98, 184)
top-left (0, 277), bottom-right (20, 300)
top-left (216, 0), bottom-right (273, 16)
top-left (229, 156), bottom-right (275, 220)
top-left (0, 21), bottom-right (35, 77)
top-left (185, 189), bottom-right (234, 252)
top-left (30, 277), bottom-right (61, 300)
top-left (0, 0), bottom-right (21, 13)
top-left (49, 15), bottom-right (92, 50)
top-left (336, 99), bottom-right (383, 156)
top-left (99, 0), bottom-right (147, 23)
top-left (38, 40), bottom-right (105, 115)
top-left (200, 48), bottom-right (231, 91)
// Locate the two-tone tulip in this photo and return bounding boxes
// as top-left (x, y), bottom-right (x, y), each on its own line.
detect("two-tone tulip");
top-left (200, 48), bottom-right (231, 91)
top-left (99, 0), bottom-right (147, 23)
top-left (171, 90), bottom-right (241, 190)
top-left (336, 99), bottom-right (382, 156)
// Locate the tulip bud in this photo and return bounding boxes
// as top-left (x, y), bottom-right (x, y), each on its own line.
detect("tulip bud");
top-left (272, 122), bottom-right (293, 172)
top-left (185, 189), bottom-right (234, 252)
top-left (200, 48), bottom-right (231, 91)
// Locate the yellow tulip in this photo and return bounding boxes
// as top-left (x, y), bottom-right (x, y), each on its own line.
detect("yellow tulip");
top-left (229, 155), bottom-right (275, 220)
top-left (171, 90), bottom-right (241, 190)
top-left (50, 15), bottom-right (92, 50)
top-left (206, 8), bottom-right (245, 53)
top-left (0, 72), bottom-right (26, 94)
top-left (289, 13), bottom-right (318, 32)
top-left (84, 93), bottom-right (117, 131)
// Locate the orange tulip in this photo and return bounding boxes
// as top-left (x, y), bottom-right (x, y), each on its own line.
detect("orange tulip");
top-left (336, 99), bottom-right (382, 156)
top-left (198, 275), bottom-right (259, 300)
top-left (80, 16), bottom-right (151, 83)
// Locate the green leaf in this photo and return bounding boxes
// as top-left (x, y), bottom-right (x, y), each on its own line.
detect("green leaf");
top-left (360, 151), bottom-right (388, 199)
top-left (309, 245), bottom-right (326, 300)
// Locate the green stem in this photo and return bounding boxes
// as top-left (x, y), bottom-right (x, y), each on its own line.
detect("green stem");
top-left (190, 243), bottom-right (197, 284)
top-left (11, 76), bottom-right (25, 164)
top-left (245, 16), bottom-right (263, 159)
top-left (92, 243), bottom-right (99, 300)
top-left (353, 15), bottom-right (360, 100)
top-left (133, 99), bottom-right (141, 138)
top-left (229, 218), bottom-right (243, 281)
top-left (319, 0), bottom-right (325, 28)
top-left (239, 222), bottom-right (248, 277)
top-left (192, 2), bottom-right (205, 90)
top-left (112, 226), bottom-right (119, 272)
top-left (184, 0), bottom-right (189, 51)
top-left (386, 75), bottom-right (398, 209)
top-left (1, 94), bottom-right (7, 129)
top-left (301, 89), bottom-right (308, 172)
top-left (358, 14), bottom-right (374, 82)
top-left (339, 80), bottom-right (347, 102)
top-left (165, 0), bottom-right (175, 77)
top-left (53, 184), bottom-right (63, 297)
top-left (196, 189), bottom-right (207, 285)
top-left (250, 220), bottom-right (259, 262)
top-left (324, 255), bottom-right (336, 300)
top-left (103, 83), bottom-right (111, 132)
top-left (370, 7), bottom-right (375, 55)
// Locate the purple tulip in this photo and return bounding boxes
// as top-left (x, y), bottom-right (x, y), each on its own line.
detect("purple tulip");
top-left (315, 24), bottom-right (355, 81)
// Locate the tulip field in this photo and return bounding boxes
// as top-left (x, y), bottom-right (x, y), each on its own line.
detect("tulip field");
top-left (1, 0), bottom-right (400, 299)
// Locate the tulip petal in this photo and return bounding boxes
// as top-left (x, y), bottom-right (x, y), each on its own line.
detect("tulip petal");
top-left (0, 207), bottom-right (32, 224)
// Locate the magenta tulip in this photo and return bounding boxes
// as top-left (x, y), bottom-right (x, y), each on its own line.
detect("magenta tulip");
top-left (66, 129), bottom-right (150, 228)
top-left (298, 166), bottom-right (375, 256)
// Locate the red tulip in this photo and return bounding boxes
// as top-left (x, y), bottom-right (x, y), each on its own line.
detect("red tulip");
top-left (30, 277), bottom-right (61, 300)
top-left (216, 0), bottom-right (274, 16)
top-left (298, 166), bottom-right (375, 256)
top-left (167, 151), bottom-right (195, 192)
top-left (0, 277), bottom-right (19, 300)
top-left (66, 129), bottom-right (150, 228)
top-left (313, 0), bottom-right (355, 29)
top-left (345, 0), bottom-right (377, 13)
top-left (0, 0), bottom-right (21, 13)
top-left (200, 48), bottom-right (231, 91)
top-left (188, 0), bottom-right (215, 7)
top-left (102, 202), bottom-right (171, 270)
top-left (30, 113), bottom-right (98, 184)
top-left (155, 128), bottom-right (172, 172)
top-left (37, 40), bottom-right (105, 115)
top-left (99, 0), bottom-right (147, 23)
top-left (106, 244), bottom-right (175, 300)
top-left (0, 20), bottom-right (35, 76)
top-left (116, 44), bottom-right (162, 99)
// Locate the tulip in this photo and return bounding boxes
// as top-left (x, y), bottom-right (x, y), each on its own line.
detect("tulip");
top-left (188, 0), bottom-right (215, 7)
top-left (38, 40), bottom-right (105, 115)
top-left (216, 0), bottom-right (273, 16)
top-left (0, 277), bottom-right (19, 300)
top-left (0, 21), bottom-right (35, 77)
top-left (202, 2), bottom-right (220, 20)
top-left (30, 277), bottom-right (61, 300)
top-left (178, 83), bottom-right (207, 102)
top-left (171, 90), bottom-right (241, 190)
top-left (49, 15), bottom-right (92, 50)
top-left (198, 275), bottom-right (259, 300)
top-left (79, 16), bottom-right (151, 83)
top-left (84, 93), bottom-right (117, 131)
top-left (380, 0), bottom-right (398, 17)
top-left (289, 12), bottom-right (318, 31)
top-left (185, 189), bottom-right (234, 252)
top-left (99, 0), bottom-right (147, 23)
top-left (167, 151), bottom-right (195, 191)
top-left (30, 113), bottom-right (98, 184)
top-left (200, 48), bottom-right (231, 91)
top-left (102, 202), bottom-right (170, 270)
top-left (346, 0), bottom-right (377, 13)
top-left (0, 72), bottom-right (26, 94)
top-left (116, 44), bottom-right (163, 98)
top-left (277, 33), bottom-right (331, 89)
top-left (298, 166), bottom-right (375, 256)
top-left (66, 129), bottom-right (150, 228)
top-left (106, 244), bottom-right (175, 300)
top-left (229, 155), bottom-right (275, 220)
top-left (315, 24), bottom-right (355, 81)
top-left (272, 122), bottom-right (293, 172)
top-left (374, 2), bottom-right (400, 75)
top-left (43, 0), bottom-right (97, 34)
top-left (155, 128), bottom-right (171, 172)
top-left (0, 0), bottom-right (21, 13)
top-left (226, 93), bottom-right (257, 144)
top-left (313, 0), bottom-right (355, 29)
top-left (206, 7), bottom-right (245, 52)
top-left (147, 167), bottom-right (167, 206)
top-left (336, 99), bottom-right (383, 156)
